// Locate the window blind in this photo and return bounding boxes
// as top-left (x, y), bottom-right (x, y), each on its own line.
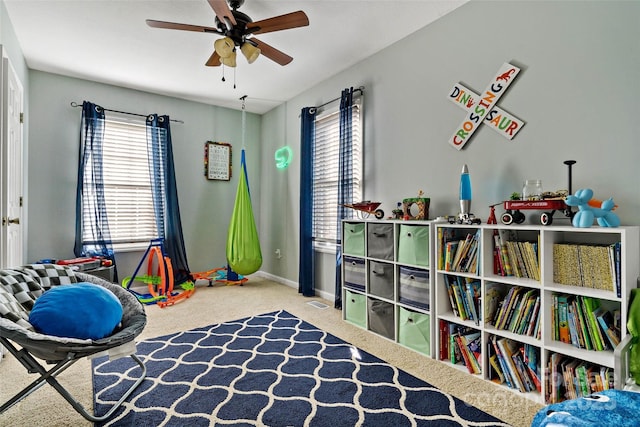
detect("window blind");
top-left (312, 101), bottom-right (362, 245)
top-left (82, 116), bottom-right (159, 249)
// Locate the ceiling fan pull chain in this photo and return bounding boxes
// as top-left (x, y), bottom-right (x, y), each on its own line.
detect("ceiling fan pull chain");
top-left (233, 67), bottom-right (236, 89)
top-left (221, 65), bottom-right (226, 82)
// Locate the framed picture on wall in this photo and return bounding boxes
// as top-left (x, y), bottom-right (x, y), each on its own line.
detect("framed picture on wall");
top-left (205, 141), bottom-right (232, 181)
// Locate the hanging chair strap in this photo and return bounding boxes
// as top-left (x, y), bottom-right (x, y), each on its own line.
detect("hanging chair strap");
top-left (241, 149), bottom-right (251, 197)
top-left (226, 97), bottom-right (262, 276)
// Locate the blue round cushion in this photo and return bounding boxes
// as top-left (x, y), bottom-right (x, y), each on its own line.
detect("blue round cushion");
top-left (29, 283), bottom-right (123, 340)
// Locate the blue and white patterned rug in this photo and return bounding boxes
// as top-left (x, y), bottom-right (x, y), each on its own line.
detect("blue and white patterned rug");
top-left (93, 310), bottom-right (510, 426)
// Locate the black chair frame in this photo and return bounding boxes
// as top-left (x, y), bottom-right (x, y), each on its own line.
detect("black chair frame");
top-left (0, 270), bottom-right (147, 422)
top-left (0, 337), bottom-right (146, 422)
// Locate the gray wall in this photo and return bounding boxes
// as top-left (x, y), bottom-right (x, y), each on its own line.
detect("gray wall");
top-left (27, 71), bottom-right (261, 277)
top-left (0, 1), bottom-right (27, 90)
top-left (259, 0), bottom-right (640, 300)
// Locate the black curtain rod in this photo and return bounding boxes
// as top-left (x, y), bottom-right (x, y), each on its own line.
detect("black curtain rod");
top-left (314, 86), bottom-right (364, 110)
top-left (70, 102), bottom-right (184, 124)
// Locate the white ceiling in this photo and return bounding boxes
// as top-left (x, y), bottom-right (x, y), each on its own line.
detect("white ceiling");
top-left (4, 0), bottom-right (467, 114)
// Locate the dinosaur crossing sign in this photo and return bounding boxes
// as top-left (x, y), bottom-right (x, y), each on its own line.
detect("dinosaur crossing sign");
top-left (449, 62), bottom-right (522, 150)
top-left (448, 82), bottom-right (524, 141)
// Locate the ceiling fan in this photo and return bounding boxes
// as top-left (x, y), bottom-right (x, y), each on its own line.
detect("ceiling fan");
top-left (146, 0), bottom-right (309, 67)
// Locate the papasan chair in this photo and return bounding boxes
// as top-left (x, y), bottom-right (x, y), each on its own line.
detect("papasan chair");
top-left (0, 263), bottom-right (147, 422)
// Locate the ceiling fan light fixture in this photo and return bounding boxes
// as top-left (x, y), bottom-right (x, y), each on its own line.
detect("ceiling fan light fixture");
top-left (220, 51), bottom-right (237, 67)
top-left (241, 42), bottom-right (261, 64)
top-left (147, 3), bottom-right (309, 68)
top-left (214, 37), bottom-right (235, 58)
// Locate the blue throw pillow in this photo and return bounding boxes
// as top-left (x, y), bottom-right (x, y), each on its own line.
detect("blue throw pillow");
top-left (29, 283), bottom-right (123, 340)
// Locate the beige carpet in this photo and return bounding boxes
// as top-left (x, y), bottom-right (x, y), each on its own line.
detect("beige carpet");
top-left (0, 277), bottom-right (543, 426)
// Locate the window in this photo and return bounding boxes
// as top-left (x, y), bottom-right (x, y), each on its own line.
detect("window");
top-left (81, 113), bottom-right (159, 250)
top-left (312, 99), bottom-right (363, 249)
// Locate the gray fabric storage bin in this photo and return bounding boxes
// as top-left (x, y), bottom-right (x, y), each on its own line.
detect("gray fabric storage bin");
top-left (398, 266), bottom-right (430, 310)
top-left (343, 256), bottom-right (365, 292)
top-left (367, 298), bottom-right (395, 340)
top-left (367, 223), bottom-right (394, 260)
top-left (343, 222), bottom-right (365, 256)
top-left (368, 261), bottom-right (394, 300)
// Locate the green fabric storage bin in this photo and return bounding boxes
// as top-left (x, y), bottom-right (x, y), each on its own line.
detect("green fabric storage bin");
top-left (398, 306), bottom-right (430, 356)
top-left (397, 224), bottom-right (430, 267)
top-left (343, 222), bottom-right (365, 256)
top-left (345, 290), bottom-right (366, 328)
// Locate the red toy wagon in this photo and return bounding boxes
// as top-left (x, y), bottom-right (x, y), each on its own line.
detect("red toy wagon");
top-left (499, 160), bottom-right (577, 226)
top-left (501, 198), bottom-right (571, 226)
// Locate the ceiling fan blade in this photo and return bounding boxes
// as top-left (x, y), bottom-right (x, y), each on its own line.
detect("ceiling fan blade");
top-left (207, 0), bottom-right (236, 26)
top-left (246, 11), bottom-right (309, 35)
top-left (205, 51), bottom-right (221, 67)
top-left (146, 19), bottom-right (221, 34)
top-left (251, 37), bottom-right (293, 66)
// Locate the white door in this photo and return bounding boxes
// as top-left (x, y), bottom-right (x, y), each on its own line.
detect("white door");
top-left (0, 53), bottom-right (24, 269)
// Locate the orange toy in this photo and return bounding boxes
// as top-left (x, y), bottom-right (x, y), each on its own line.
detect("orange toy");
top-left (191, 266), bottom-right (248, 286)
top-left (122, 239), bottom-right (195, 307)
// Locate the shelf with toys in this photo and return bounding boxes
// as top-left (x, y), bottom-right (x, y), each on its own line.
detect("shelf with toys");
top-left (340, 160), bottom-right (638, 405)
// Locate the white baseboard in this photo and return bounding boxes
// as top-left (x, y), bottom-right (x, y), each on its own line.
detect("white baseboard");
top-left (252, 271), bottom-right (335, 303)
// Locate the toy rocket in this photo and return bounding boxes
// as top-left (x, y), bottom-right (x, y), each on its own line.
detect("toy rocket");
top-left (459, 164), bottom-right (472, 216)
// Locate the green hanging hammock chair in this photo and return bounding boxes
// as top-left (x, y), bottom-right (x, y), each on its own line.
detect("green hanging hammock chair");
top-left (226, 148), bottom-right (262, 275)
